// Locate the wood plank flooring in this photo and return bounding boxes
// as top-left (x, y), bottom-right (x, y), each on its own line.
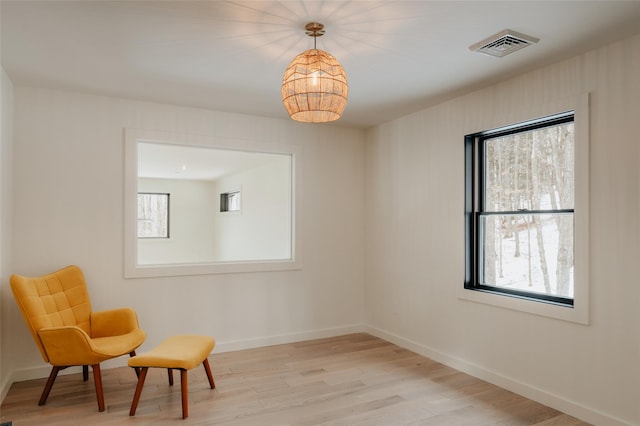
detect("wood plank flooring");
top-left (0, 333), bottom-right (590, 425)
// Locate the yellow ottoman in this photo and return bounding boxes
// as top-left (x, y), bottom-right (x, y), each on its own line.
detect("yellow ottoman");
top-left (128, 335), bottom-right (216, 419)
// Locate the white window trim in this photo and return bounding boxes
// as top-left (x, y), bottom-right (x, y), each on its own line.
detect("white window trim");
top-left (124, 128), bottom-right (302, 278)
top-left (458, 93), bottom-right (590, 325)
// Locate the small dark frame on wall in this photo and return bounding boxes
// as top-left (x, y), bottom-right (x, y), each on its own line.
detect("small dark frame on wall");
top-left (220, 190), bottom-right (241, 212)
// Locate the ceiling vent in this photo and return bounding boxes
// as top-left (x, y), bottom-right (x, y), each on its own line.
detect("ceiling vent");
top-left (469, 29), bottom-right (539, 57)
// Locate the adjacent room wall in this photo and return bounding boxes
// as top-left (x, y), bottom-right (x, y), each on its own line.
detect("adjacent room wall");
top-left (138, 178), bottom-right (218, 264)
top-left (138, 156), bottom-right (291, 265)
top-left (211, 157), bottom-right (291, 261)
top-left (365, 34), bottom-right (640, 425)
top-left (4, 88), bottom-right (366, 390)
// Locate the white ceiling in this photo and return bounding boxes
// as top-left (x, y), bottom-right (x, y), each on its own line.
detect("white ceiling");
top-left (2, 1), bottom-right (640, 129)
top-left (138, 141), bottom-right (288, 180)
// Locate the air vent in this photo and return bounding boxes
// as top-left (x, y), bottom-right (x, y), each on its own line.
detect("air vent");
top-left (469, 29), bottom-right (539, 57)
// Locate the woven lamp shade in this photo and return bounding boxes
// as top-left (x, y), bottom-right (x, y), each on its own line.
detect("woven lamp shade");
top-left (282, 49), bottom-right (348, 123)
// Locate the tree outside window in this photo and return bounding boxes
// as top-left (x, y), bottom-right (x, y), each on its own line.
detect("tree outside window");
top-left (138, 193), bottom-right (169, 238)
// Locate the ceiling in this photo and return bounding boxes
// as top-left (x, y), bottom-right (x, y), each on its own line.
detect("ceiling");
top-left (138, 141), bottom-right (288, 180)
top-left (2, 1), bottom-right (640, 129)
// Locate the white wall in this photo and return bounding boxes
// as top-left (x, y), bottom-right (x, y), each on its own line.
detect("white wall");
top-left (4, 88), bottom-right (365, 390)
top-left (0, 67), bottom-right (15, 402)
top-left (365, 34), bottom-right (640, 425)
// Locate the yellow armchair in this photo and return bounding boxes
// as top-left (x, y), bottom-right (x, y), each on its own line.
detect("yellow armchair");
top-left (10, 265), bottom-right (146, 412)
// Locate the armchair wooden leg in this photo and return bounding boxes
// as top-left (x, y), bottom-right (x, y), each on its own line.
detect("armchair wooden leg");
top-left (92, 364), bottom-right (105, 412)
top-left (39, 366), bottom-right (62, 406)
top-left (167, 368), bottom-right (174, 386)
top-left (129, 351), bottom-right (140, 378)
top-left (83, 365), bottom-right (89, 382)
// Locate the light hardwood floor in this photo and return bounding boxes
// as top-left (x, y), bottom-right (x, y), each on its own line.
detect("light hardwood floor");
top-left (1, 333), bottom-right (590, 425)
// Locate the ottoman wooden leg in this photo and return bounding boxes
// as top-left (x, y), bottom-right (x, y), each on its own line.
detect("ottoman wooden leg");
top-left (181, 369), bottom-right (188, 419)
top-left (129, 367), bottom-right (149, 416)
top-left (127, 335), bottom-right (215, 419)
top-left (203, 359), bottom-right (216, 389)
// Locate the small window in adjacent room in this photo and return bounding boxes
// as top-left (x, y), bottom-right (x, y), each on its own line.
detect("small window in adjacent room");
top-left (465, 111), bottom-right (575, 306)
top-left (137, 193), bottom-right (169, 238)
top-left (220, 190), bottom-right (240, 212)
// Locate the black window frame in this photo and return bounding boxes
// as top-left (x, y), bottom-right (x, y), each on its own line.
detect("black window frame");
top-left (464, 111), bottom-right (575, 307)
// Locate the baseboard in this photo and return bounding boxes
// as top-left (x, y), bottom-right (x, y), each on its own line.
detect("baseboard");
top-left (365, 325), bottom-right (632, 426)
top-left (214, 323), bottom-right (366, 353)
top-left (0, 375), bottom-right (12, 406)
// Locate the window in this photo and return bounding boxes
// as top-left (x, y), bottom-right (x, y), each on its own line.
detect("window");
top-left (124, 128), bottom-right (302, 278)
top-left (137, 193), bottom-right (169, 238)
top-left (220, 190), bottom-right (240, 212)
top-left (465, 112), bottom-right (575, 306)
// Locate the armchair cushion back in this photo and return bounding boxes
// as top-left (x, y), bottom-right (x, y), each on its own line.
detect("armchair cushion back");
top-left (10, 265), bottom-right (92, 362)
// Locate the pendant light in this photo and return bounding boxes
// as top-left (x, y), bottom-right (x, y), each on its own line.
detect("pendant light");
top-left (281, 22), bottom-right (348, 123)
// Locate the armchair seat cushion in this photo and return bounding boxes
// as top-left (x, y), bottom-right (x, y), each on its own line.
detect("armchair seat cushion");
top-left (92, 329), bottom-right (147, 357)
